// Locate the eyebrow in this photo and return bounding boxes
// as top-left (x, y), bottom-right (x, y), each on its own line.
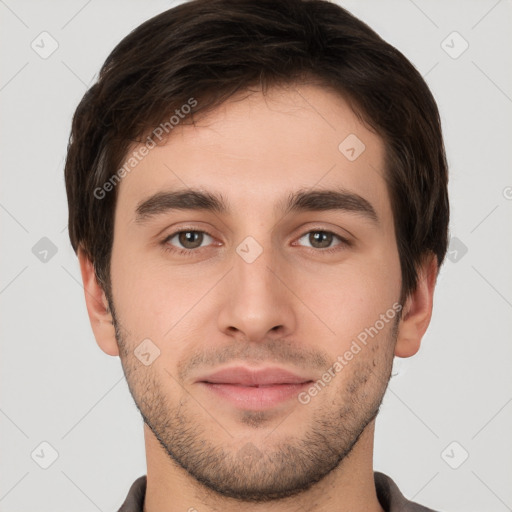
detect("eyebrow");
top-left (134, 187), bottom-right (378, 224)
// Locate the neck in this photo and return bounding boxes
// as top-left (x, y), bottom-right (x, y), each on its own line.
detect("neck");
top-left (143, 421), bottom-right (384, 512)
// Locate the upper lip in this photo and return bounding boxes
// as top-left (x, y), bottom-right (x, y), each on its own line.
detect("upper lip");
top-left (196, 366), bottom-right (313, 386)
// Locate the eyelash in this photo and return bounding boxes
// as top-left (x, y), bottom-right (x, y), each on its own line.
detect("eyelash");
top-left (161, 228), bottom-right (351, 257)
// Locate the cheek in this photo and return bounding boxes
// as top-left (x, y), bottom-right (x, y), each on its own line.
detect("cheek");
top-left (296, 255), bottom-right (401, 345)
top-left (110, 245), bottom-right (168, 340)
top-left (111, 247), bottom-right (219, 347)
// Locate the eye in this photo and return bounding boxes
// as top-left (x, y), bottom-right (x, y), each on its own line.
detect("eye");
top-left (164, 230), bottom-right (214, 251)
top-left (295, 230), bottom-right (348, 251)
top-left (161, 228), bottom-right (350, 257)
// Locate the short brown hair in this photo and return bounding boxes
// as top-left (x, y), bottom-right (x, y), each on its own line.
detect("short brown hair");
top-left (64, 0), bottom-right (449, 302)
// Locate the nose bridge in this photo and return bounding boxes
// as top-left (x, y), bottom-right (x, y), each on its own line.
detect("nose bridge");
top-left (217, 235), bottom-right (296, 341)
top-left (235, 240), bottom-right (276, 299)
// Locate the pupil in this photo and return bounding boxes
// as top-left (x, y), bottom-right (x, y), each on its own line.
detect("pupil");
top-left (310, 231), bottom-right (332, 248)
top-left (179, 231), bottom-right (202, 248)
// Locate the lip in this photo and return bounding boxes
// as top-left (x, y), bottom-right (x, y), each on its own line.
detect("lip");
top-left (195, 366), bottom-right (313, 410)
top-left (196, 366), bottom-right (312, 386)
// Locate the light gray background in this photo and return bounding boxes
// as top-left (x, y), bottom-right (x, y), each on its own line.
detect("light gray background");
top-left (1, 0), bottom-right (511, 511)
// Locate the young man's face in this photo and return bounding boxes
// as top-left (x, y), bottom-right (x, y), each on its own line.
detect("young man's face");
top-left (95, 84), bottom-right (409, 500)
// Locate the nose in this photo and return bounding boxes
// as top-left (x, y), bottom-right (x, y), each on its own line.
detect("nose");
top-left (217, 243), bottom-right (298, 343)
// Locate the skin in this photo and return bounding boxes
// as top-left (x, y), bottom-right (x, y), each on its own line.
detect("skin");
top-left (79, 83), bottom-right (437, 512)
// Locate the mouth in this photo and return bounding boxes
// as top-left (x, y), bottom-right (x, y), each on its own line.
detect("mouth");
top-left (195, 366), bottom-right (314, 410)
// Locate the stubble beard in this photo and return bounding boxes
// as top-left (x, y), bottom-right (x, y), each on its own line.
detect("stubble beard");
top-left (109, 295), bottom-right (397, 503)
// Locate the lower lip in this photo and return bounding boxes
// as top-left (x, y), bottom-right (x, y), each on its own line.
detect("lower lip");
top-left (199, 382), bottom-right (312, 410)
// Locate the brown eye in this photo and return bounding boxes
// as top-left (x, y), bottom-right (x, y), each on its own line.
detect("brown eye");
top-left (309, 231), bottom-right (333, 248)
top-left (295, 230), bottom-right (347, 251)
top-left (166, 230), bottom-right (213, 250)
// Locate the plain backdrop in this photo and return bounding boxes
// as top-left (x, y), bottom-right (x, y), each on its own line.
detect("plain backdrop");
top-left (1, 1), bottom-right (511, 511)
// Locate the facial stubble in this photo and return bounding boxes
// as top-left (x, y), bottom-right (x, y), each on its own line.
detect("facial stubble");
top-left (107, 293), bottom-right (397, 503)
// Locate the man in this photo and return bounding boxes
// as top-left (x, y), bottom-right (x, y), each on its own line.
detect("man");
top-left (64, 0), bottom-right (449, 510)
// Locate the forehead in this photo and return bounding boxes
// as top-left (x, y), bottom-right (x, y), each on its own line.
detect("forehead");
top-left (115, 84), bottom-right (390, 222)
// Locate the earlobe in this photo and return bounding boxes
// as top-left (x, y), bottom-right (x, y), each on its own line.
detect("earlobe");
top-left (394, 253), bottom-right (438, 358)
top-left (78, 247), bottom-right (120, 357)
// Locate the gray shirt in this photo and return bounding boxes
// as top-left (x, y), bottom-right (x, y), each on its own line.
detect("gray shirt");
top-left (116, 472), bottom-right (439, 511)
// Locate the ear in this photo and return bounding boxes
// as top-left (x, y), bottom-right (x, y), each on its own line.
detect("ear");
top-left (395, 252), bottom-right (438, 358)
top-left (78, 247), bottom-right (119, 356)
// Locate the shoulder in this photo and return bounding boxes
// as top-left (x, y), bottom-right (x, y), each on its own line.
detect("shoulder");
top-left (374, 471), bottom-right (440, 512)
top-left (116, 475), bottom-right (147, 512)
